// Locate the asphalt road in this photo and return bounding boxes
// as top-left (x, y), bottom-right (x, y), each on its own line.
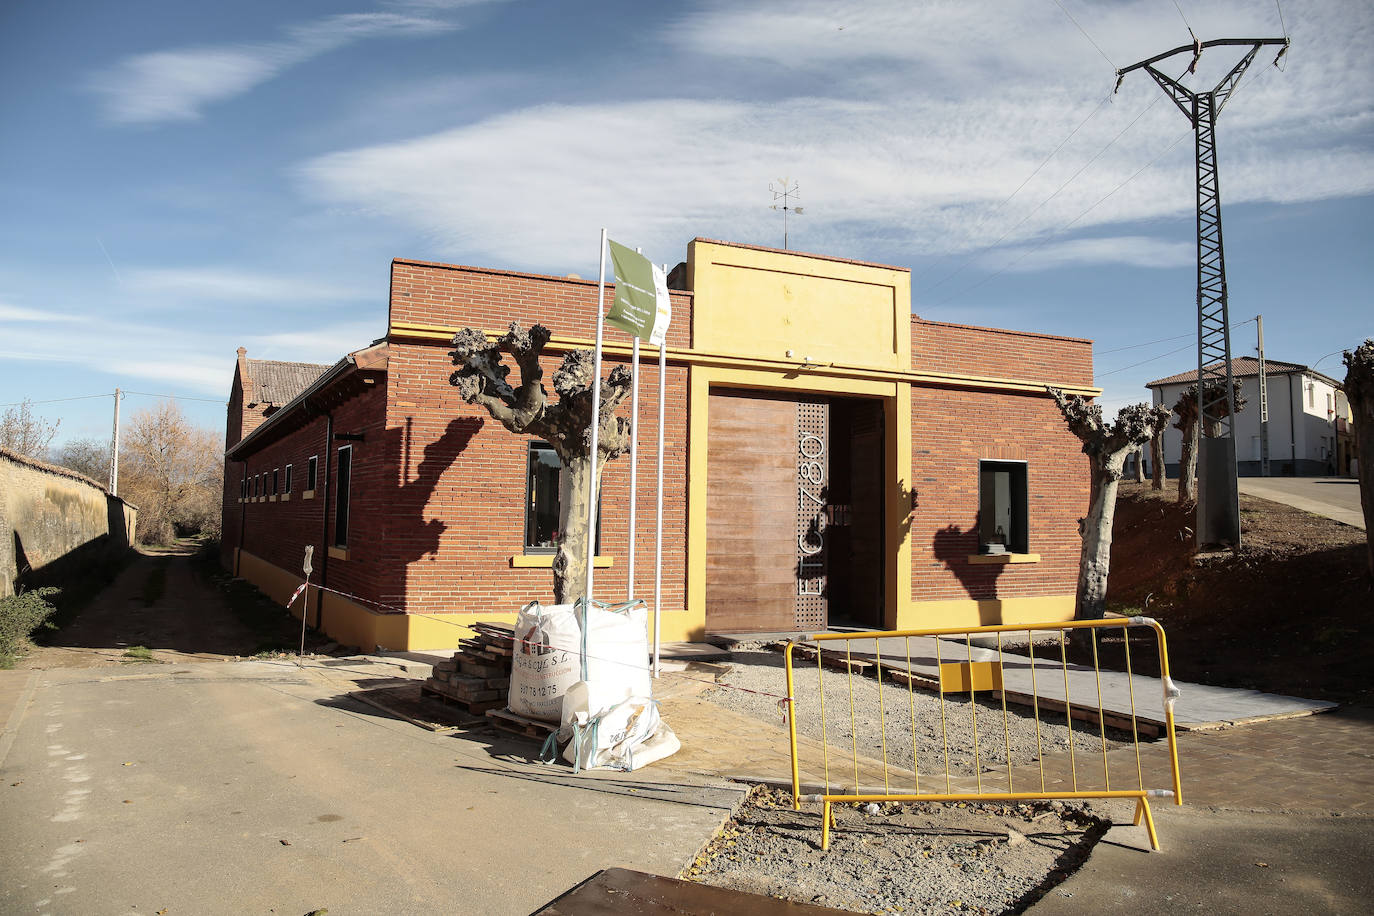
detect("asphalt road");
top-left (0, 660), bottom-right (743, 916)
top-left (1237, 476), bottom-right (1365, 529)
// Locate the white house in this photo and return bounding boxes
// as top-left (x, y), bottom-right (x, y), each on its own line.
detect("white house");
top-left (1146, 358), bottom-right (1347, 477)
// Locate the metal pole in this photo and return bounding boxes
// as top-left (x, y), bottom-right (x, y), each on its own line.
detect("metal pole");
top-left (653, 267), bottom-right (667, 677)
top-left (1257, 315), bottom-right (1270, 477)
top-left (627, 252), bottom-right (643, 602)
top-left (584, 229), bottom-right (608, 609)
top-left (109, 388), bottom-right (122, 495)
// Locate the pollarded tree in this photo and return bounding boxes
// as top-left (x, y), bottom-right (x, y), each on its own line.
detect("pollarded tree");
top-left (1150, 429), bottom-right (1165, 490)
top-left (1342, 339), bottom-right (1374, 574)
top-left (449, 323), bottom-right (632, 604)
top-left (1172, 380), bottom-right (1245, 504)
top-left (1048, 388), bottom-right (1172, 620)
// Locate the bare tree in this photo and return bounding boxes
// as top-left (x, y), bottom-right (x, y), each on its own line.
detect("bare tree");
top-left (1133, 445), bottom-right (1146, 483)
top-left (0, 400), bottom-right (60, 461)
top-left (54, 437), bottom-right (111, 483)
top-left (1049, 388), bottom-right (1171, 621)
top-left (120, 401), bottom-right (223, 545)
top-left (1343, 339), bottom-right (1374, 574)
top-left (449, 323), bottom-right (632, 603)
top-left (1172, 380), bottom-right (1245, 504)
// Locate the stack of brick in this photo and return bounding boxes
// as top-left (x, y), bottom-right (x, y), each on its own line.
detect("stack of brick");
top-left (421, 622), bottom-right (514, 715)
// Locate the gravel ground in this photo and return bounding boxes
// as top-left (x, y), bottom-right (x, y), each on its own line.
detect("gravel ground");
top-left (704, 650), bottom-right (1130, 785)
top-left (687, 786), bottom-right (1107, 915)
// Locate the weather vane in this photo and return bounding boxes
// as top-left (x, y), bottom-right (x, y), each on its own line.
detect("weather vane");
top-left (769, 178), bottom-right (804, 249)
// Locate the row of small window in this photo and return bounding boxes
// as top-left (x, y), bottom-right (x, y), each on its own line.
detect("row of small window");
top-left (241, 456), bottom-right (318, 500)
top-left (241, 447), bottom-right (354, 550)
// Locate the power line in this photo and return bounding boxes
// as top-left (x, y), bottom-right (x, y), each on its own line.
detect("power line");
top-left (912, 91), bottom-right (1113, 288)
top-left (919, 91), bottom-right (1165, 297)
top-left (930, 126), bottom-right (1192, 308)
top-left (123, 390), bottom-right (225, 404)
top-left (1, 390), bottom-right (224, 409)
top-left (1168, 0), bottom-right (1195, 38)
top-left (1095, 318), bottom-right (1257, 379)
top-left (1051, 0), bottom-right (1116, 70)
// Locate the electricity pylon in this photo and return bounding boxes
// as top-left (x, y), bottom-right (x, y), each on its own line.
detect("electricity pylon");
top-left (1116, 36), bottom-right (1288, 548)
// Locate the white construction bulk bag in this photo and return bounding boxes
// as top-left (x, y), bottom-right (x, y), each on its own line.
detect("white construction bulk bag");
top-left (508, 599), bottom-right (651, 723)
top-left (560, 691), bottom-right (681, 772)
top-left (508, 601), bottom-right (582, 722)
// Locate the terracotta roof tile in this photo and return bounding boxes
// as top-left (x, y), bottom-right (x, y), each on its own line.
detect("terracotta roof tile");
top-left (1146, 357), bottom-right (1309, 388)
top-left (244, 359), bottom-right (330, 407)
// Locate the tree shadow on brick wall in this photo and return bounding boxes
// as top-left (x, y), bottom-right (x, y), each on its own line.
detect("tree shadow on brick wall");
top-left (932, 524), bottom-right (1008, 623)
top-left (358, 416), bottom-right (483, 630)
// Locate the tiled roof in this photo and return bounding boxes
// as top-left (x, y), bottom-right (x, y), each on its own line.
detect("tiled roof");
top-left (1146, 357), bottom-right (1310, 388)
top-left (244, 359), bottom-right (331, 407)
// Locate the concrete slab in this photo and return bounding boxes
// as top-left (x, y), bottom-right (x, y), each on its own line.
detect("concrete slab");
top-left (803, 635), bottom-right (1336, 731)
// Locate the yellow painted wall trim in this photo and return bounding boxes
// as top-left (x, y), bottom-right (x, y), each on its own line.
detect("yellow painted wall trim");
top-left (897, 595), bottom-right (1075, 630)
top-left (509, 554), bottom-right (613, 568)
top-left (387, 324), bottom-right (1100, 398)
top-left (967, 553), bottom-right (1042, 565)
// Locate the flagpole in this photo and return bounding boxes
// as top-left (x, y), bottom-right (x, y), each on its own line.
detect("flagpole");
top-left (584, 229), bottom-right (608, 615)
top-left (652, 269), bottom-right (667, 678)
top-left (627, 247), bottom-right (644, 603)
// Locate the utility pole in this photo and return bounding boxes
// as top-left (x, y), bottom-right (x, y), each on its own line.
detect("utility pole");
top-left (109, 387), bottom-right (123, 495)
top-left (1116, 36), bottom-right (1288, 548)
top-left (1257, 315), bottom-right (1270, 477)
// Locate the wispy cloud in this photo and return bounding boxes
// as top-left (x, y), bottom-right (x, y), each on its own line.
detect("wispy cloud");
top-left (126, 267), bottom-right (372, 303)
top-left (983, 236), bottom-right (1194, 273)
top-left (90, 12), bottom-right (457, 124)
top-left (297, 1), bottom-right (1372, 274)
top-left (0, 303), bottom-right (82, 323)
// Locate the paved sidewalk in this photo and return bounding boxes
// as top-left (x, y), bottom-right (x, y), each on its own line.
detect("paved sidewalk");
top-left (805, 633), bottom-right (1335, 731)
top-left (1027, 707), bottom-right (1374, 915)
top-left (1238, 476), bottom-right (1365, 529)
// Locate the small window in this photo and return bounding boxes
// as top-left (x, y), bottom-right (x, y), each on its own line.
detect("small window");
top-left (240, 477), bottom-right (247, 499)
top-left (254, 474), bottom-right (261, 497)
top-left (334, 446), bottom-right (352, 547)
top-left (272, 468), bottom-right (279, 495)
top-left (307, 455), bottom-right (318, 491)
top-left (978, 461), bottom-right (1028, 555)
top-left (285, 463), bottom-right (293, 494)
top-left (524, 442), bottom-right (600, 553)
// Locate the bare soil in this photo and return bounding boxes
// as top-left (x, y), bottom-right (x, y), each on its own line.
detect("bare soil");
top-left (1092, 482), bottom-right (1371, 705)
top-left (18, 541), bottom-right (327, 669)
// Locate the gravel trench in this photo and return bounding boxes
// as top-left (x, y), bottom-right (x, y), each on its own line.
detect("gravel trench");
top-left (687, 786), bottom-right (1107, 915)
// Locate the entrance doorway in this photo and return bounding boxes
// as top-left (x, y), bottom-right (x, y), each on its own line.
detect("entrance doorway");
top-left (705, 389), bottom-right (885, 633)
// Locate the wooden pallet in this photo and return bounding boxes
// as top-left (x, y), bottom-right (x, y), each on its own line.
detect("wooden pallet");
top-left (486, 707), bottom-right (559, 740)
top-left (421, 680), bottom-right (506, 715)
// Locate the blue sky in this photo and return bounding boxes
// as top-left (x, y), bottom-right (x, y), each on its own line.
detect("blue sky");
top-left (1, 0), bottom-right (1370, 447)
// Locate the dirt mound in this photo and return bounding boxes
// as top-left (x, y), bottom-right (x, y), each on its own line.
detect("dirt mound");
top-left (1106, 482), bottom-right (1371, 705)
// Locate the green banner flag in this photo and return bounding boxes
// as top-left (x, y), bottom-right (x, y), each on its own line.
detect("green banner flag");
top-left (606, 239), bottom-right (671, 346)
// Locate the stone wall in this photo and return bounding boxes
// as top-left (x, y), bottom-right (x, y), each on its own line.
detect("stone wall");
top-left (0, 446), bottom-right (137, 598)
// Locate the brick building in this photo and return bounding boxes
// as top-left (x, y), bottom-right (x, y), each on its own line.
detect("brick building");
top-left (222, 239), bottom-right (1097, 651)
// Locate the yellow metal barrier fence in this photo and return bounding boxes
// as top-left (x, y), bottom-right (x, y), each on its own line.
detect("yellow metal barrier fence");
top-left (784, 617), bottom-right (1183, 850)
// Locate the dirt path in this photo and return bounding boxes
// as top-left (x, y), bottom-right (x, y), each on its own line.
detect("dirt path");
top-left (19, 545), bottom-right (269, 669)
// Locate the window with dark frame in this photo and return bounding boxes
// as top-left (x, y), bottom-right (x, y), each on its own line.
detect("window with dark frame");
top-left (285, 464), bottom-right (292, 494)
top-left (307, 455), bottom-right (318, 491)
top-left (272, 468), bottom-right (279, 495)
top-left (524, 442), bottom-right (600, 554)
top-left (240, 477), bottom-right (246, 499)
top-left (978, 460), bottom-right (1029, 555)
top-left (334, 446), bottom-right (352, 548)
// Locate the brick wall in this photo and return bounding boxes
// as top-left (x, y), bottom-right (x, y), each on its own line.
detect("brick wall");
top-left (384, 260), bottom-right (692, 621)
top-left (908, 314), bottom-right (1093, 602)
top-left (912, 318), bottom-right (1095, 388)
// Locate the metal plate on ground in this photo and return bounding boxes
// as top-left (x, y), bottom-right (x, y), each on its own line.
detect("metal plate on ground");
top-left (531, 868), bottom-right (858, 915)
